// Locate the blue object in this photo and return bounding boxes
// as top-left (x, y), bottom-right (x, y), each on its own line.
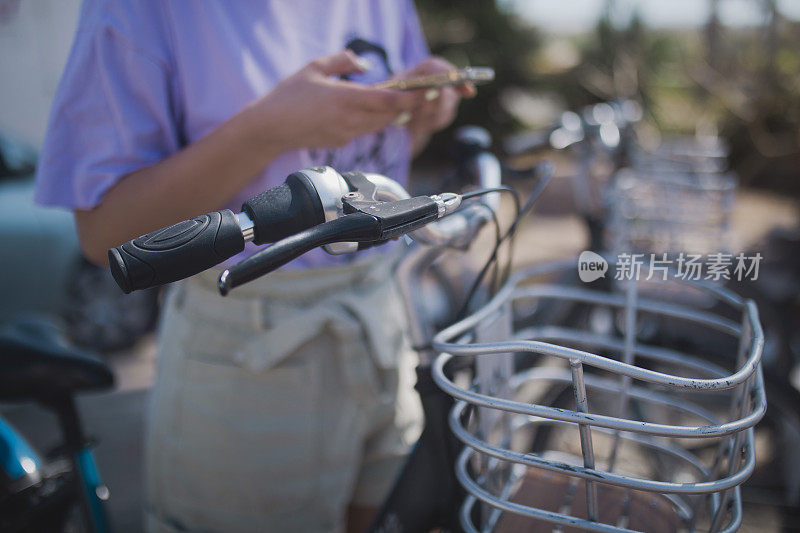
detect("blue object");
top-left (77, 446), bottom-right (110, 533)
top-left (0, 416), bottom-right (41, 480)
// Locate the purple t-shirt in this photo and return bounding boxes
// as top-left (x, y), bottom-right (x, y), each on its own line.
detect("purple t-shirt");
top-left (35, 0), bottom-right (429, 267)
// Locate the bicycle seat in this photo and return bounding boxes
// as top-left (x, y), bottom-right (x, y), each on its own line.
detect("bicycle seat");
top-left (0, 318), bottom-right (114, 402)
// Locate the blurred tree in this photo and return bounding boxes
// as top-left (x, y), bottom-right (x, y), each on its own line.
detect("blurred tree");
top-left (696, 1), bottom-right (800, 196)
top-left (544, 1), bottom-right (676, 120)
top-left (546, 0), bottom-right (800, 198)
top-left (413, 0), bottom-right (541, 162)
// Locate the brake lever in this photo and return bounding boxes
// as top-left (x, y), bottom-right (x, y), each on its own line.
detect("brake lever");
top-left (218, 192), bottom-right (462, 295)
top-left (218, 213), bottom-right (381, 294)
top-left (324, 170), bottom-right (447, 254)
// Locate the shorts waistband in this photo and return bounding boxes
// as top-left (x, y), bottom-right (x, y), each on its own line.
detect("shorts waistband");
top-left (163, 250), bottom-right (400, 348)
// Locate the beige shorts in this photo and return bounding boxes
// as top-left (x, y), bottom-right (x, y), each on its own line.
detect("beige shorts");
top-left (144, 255), bottom-right (422, 533)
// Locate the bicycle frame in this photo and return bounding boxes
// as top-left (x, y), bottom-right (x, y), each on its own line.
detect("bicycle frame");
top-left (0, 415), bottom-right (42, 491)
top-left (0, 399), bottom-right (110, 533)
top-left (367, 132), bottom-right (506, 532)
top-left (53, 395), bottom-right (110, 533)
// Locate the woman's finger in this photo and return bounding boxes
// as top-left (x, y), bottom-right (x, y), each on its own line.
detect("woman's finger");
top-left (311, 50), bottom-right (368, 76)
top-left (456, 82), bottom-right (476, 98)
top-left (346, 86), bottom-right (426, 113)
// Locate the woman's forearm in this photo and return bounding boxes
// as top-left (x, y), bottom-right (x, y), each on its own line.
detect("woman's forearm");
top-left (75, 105), bottom-right (285, 264)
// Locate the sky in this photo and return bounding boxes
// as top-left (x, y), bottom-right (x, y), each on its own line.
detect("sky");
top-left (499, 0), bottom-right (800, 33)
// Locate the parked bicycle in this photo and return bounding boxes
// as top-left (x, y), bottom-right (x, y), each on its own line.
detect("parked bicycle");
top-left (0, 318), bottom-right (113, 532)
top-left (507, 100), bottom-right (798, 528)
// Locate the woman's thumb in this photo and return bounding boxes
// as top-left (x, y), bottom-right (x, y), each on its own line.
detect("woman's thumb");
top-left (311, 50), bottom-right (369, 76)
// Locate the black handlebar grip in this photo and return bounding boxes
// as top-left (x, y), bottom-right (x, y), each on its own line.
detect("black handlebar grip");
top-left (241, 172), bottom-right (326, 245)
top-left (109, 210), bottom-right (245, 293)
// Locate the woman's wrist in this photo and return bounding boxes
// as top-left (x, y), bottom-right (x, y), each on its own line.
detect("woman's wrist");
top-left (233, 96), bottom-right (294, 166)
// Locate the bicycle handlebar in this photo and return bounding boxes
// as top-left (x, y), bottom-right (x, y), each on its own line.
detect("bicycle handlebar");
top-left (108, 127), bottom-right (524, 295)
top-left (503, 99), bottom-right (642, 157)
top-left (108, 167), bottom-right (464, 294)
top-left (108, 171), bottom-right (328, 293)
top-left (219, 193), bottom-right (458, 294)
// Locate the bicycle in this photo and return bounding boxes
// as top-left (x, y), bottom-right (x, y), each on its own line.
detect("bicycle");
top-left (0, 318), bottom-right (113, 532)
top-left (108, 128), bottom-right (764, 531)
top-left (509, 99), bottom-right (800, 527)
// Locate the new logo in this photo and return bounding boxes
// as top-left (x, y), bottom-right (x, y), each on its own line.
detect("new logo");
top-left (578, 251), bottom-right (608, 282)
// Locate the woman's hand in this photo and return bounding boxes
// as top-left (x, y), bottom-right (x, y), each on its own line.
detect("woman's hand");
top-left (244, 50), bottom-right (426, 151)
top-left (393, 57), bottom-right (476, 154)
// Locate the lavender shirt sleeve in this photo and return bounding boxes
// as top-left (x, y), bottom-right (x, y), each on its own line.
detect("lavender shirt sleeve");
top-left (401, 0), bottom-right (431, 69)
top-left (34, 0), bottom-right (180, 209)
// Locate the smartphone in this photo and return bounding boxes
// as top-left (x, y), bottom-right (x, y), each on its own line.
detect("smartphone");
top-left (373, 67), bottom-right (494, 91)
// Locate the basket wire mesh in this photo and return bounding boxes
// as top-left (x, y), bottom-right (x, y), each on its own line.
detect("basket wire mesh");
top-left (432, 261), bottom-right (765, 532)
top-left (605, 169), bottom-right (737, 258)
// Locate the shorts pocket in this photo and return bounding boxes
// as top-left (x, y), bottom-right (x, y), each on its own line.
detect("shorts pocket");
top-left (163, 350), bottom-right (321, 522)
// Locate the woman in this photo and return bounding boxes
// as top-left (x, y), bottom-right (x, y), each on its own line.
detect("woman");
top-left (35, 1), bottom-right (473, 532)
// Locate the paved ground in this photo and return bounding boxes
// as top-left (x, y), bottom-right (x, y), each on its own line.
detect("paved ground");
top-left (2, 184), bottom-right (796, 532)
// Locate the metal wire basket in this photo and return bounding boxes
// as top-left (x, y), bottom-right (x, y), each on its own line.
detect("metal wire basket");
top-left (432, 261), bottom-right (765, 532)
top-left (604, 168), bottom-right (737, 257)
top-left (630, 136), bottom-right (729, 176)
